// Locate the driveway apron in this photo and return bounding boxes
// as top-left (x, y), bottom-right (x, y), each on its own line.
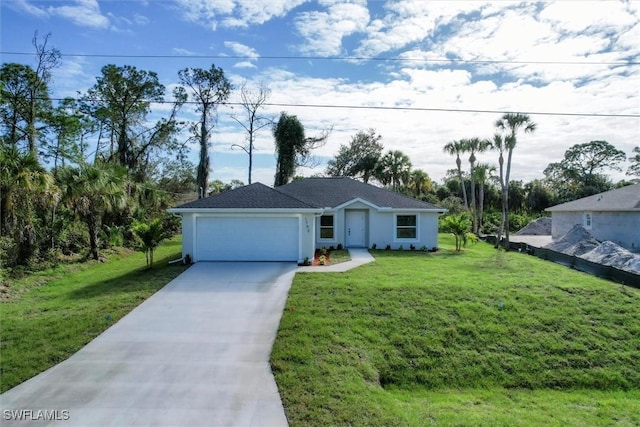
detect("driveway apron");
top-left (1, 262), bottom-right (297, 427)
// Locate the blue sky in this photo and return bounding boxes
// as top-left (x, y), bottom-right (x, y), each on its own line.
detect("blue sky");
top-left (2, 0), bottom-right (639, 186)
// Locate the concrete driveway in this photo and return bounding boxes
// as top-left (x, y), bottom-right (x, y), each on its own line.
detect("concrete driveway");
top-left (1, 262), bottom-right (297, 427)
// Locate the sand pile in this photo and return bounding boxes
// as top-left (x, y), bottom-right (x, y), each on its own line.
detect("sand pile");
top-left (516, 217), bottom-right (552, 235)
top-left (580, 241), bottom-right (640, 274)
top-left (545, 224), bottom-right (599, 255)
top-left (545, 225), bottom-right (640, 275)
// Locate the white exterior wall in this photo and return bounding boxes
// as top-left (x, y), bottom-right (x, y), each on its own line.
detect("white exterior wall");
top-left (315, 206), bottom-right (442, 250)
top-left (180, 214), bottom-right (195, 260)
top-left (552, 211), bottom-right (640, 252)
top-left (369, 211), bottom-right (440, 250)
top-left (299, 213), bottom-right (317, 262)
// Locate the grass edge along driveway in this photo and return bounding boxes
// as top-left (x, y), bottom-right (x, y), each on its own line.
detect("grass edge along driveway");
top-left (1, 237), bottom-right (188, 393)
top-left (271, 235), bottom-right (640, 427)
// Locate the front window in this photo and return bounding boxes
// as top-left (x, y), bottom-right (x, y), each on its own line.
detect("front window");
top-left (396, 215), bottom-right (417, 239)
top-left (320, 215), bottom-right (334, 239)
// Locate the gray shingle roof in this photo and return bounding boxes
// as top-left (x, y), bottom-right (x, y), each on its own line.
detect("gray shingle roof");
top-left (173, 177), bottom-right (446, 211)
top-left (546, 184), bottom-right (640, 212)
top-left (277, 177), bottom-right (444, 210)
top-left (175, 182), bottom-right (317, 209)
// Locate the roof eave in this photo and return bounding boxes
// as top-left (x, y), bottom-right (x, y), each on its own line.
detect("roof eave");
top-left (167, 207), bottom-right (324, 214)
top-left (546, 208), bottom-right (640, 212)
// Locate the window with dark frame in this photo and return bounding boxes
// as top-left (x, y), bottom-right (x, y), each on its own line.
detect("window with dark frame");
top-left (396, 215), bottom-right (417, 239)
top-left (320, 215), bottom-right (334, 239)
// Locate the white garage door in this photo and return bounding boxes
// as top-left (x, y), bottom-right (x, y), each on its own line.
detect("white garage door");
top-left (195, 216), bottom-right (299, 261)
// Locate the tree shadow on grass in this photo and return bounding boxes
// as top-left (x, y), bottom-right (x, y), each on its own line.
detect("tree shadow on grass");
top-left (65, 253), bottom-right (188, 300)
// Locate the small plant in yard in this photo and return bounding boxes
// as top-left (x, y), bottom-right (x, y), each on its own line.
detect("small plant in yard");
top-left (441, 213), bottom-right (472, 251)
top-left (301, 257), bottom-right (311, 266)
top-left (371, 243), bottom-right (377, 250)
top-left (420, 245), bottom-right (428, 252)
top-left (410, 244), bottom-right (416, 251)
top-left (465, 232), bottom-right (479, 245)
top-left (336, 243), bottom-right (343, 250)
top-left (329, 245), bottom-right (335, 251)
top-left (398, 244), bottom-right (404, 251)
top-left (385, 244), bottom-right (391, 250)
top-left (318, 255), bottom-right (326, 265)
top-left (320, 246), bottom-right (327, 256)
top-left (131, 217), bottom-right (173, 268)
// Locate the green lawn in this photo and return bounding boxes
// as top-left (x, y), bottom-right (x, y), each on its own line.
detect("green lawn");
top-left (271, 235), bottom-right (640, 426)
top-left (0, 237), bottom-right (188, 393)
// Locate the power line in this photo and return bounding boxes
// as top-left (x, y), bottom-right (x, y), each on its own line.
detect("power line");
top-left (2, 51), bottom-right (637, 66)
top-left (43, 97), bottom-right (640, 118)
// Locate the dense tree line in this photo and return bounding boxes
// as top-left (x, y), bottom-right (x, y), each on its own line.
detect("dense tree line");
top-left (0, 34), bottom-right (332, 272)
top-left (326, 123), bottom-right (638, 249)
top-left (1, 35), bottom-right (219, 271)
top-left (3, 34), bottom-right (638, 271)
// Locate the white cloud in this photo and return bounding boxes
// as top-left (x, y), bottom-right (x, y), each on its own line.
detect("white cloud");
top-left (172, 47), bottom-right (199, 56)
top-left (233, 61), bottom-right (257, 69)
top-left (224, 41), bottom-right (259, 68)
top-left (224, 41), bottom-right (259, 59)
top-left (539, 1), bottom-right (636, 33)
top-left (133, 13), bottom-right (150, 25)
top-left (174, 0), bottom-right (307, 29)
top-left (8, 0), bottom-right (48, 19)
top-left (295, 0), bottom-right (370, 56)
top-left (355, 1), bottom-right (489, 57)
top-left (47, 0), bottom-right (110, 29)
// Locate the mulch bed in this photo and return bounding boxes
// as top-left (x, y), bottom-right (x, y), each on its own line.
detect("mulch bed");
top-left (311, 249), bottom-right (332, 266)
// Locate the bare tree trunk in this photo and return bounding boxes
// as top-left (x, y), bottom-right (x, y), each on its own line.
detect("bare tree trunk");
top-left (197, 111), bottom-right (209, 198)
top-left (88, 213), bottom-right (100, 260)
top-left (504, 148), bottom-right (514, 250)
top-left (456, 157), bottom-right (469, 213)
top-left (495, 153), bottom-right (505, 249)
top-left (478, 184), bottom-right (485, 233)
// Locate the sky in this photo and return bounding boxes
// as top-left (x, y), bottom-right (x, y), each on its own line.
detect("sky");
top-left (1, 0), bottom-right (639, 187)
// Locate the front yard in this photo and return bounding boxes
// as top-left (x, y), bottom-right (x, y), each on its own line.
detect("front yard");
top-left (271, 235), bottom-right (640, 426)
top-left (0, 237), bottom-right (188, 393)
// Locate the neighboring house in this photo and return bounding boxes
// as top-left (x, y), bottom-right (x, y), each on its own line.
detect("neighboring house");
top-left (546, 184), bottom-right (640, 252)
top-left (167, 177), bottom-right (446, 263)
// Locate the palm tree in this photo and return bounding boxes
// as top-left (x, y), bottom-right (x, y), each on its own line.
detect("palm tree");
top-left (375, 150), bottom-right (412, 192)
top-left (443, 140), bottom-right (469, 213)
top-left (441, 213), bottom-right (471, 252)
top-left (407, 169), bottom-right (432, 198)
top-left (58, 162), bottom-right (128, 260)
top-left (490, 133), bottom-right (508, 247)
top-left (495, 113), bottom-right (537, 249)
top-left (461, 138), bottom-right (492, 234)
top-left (472, 162), bottom-right (496, 234)
top-left (132, 217), bottom-right (172, 268)
top-left (0, 146), bottom-right (59, 265)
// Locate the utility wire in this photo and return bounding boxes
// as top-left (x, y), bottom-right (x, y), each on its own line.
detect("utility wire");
top-left (2, 51), bottom-right (638, 66)
top-left (41, 96), bottom-right (640, 118)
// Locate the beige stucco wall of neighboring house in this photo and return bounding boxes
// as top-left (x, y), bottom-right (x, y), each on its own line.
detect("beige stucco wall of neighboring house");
top-left (552, 211), bottom-right (640, 252)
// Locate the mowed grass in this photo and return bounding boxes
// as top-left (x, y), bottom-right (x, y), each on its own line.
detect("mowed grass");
top-left (271, 235), bottom-right (640, 426)
top-left (0, 237), bottom-right (188, 393)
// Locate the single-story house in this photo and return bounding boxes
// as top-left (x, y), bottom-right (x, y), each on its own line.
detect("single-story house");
top-left (545, 183), bottom-right (640, 252)
top-left (167, 177), bottom-right (447, 263)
